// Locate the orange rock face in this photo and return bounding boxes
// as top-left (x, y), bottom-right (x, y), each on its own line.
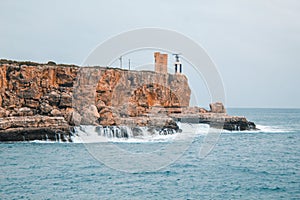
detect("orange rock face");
top-left (0, 60), bottom-right (256, 141)
top-left (0, 60), bottom-right (191, 126)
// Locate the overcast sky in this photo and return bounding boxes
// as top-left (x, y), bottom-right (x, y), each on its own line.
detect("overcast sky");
top-left (1, 0), bottom-right (299, 108)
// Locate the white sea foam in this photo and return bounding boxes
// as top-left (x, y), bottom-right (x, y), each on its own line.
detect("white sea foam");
top-left (221, 124), bottom-right (292, 134)
top-left (29, 140), bottom-right (59, 144)
top-left (71, 123), bottom-right (210, 143)
top-left (255, 125), bottom-right (292, 133)
top-left (28, 123), bottom-right (292, 144)
top-left (72, 123), bottom-right (293, 143)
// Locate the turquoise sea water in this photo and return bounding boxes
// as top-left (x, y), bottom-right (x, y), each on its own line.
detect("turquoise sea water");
top-left (1, 109), bottom-right (300, 199)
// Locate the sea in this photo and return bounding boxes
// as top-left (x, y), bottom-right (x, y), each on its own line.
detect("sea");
top-left (1, 108), bottom-right (299, 199)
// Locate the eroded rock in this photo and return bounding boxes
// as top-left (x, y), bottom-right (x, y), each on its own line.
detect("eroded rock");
top-left (209, 102), bottom-right (226, 113)
top-left (0, 60), bottom-right (256, 141)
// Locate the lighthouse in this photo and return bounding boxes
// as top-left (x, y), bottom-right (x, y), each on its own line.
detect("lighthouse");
top-left (173, 54), bottom-right (182, 74)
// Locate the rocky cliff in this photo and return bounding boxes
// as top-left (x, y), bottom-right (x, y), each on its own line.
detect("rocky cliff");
top-left (0, 59), bottom-right (256, 141)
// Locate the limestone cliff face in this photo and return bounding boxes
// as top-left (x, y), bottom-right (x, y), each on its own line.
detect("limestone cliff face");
top-left (74, 68), bottom-right (191, 125)
top-left (0, 63), bottom-right (77, 118)
top-left (0, 60), bottom-right (257, 141)
top-left (0, 60), bottom-right (191, 128)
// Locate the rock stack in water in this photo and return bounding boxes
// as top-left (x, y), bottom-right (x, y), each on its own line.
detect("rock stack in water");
top-left (0, 59), bottom-right (256, 141)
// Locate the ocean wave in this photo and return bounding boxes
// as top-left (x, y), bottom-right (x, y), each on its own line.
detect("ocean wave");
top-left (255, 125), bottom-right (293, 133)
top-left (29, 140), bottom-right (63, 144)
top-left (27, 123), bottom-right (292, 144)
top-left (221, 125), bottom-right (292, 134)
top-left (72, 123), bottom-right (210, 144)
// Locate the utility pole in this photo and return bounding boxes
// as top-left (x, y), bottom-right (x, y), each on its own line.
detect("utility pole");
top-left (119, 56), bottom-right (123, 69)
top-left (128, 59), bottom-right (131, 70)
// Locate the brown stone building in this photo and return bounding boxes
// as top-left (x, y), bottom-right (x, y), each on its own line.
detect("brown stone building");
top-left (154, 52), bottom-right (168, 74)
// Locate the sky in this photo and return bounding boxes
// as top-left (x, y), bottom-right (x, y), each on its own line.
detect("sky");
top-left (1, 0), bottom-right (299, 108)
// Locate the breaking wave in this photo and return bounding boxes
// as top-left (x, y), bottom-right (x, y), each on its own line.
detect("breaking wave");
top-left (71, 123), bottom-right (210, 143)
top-left (27, 123), bottom-right (293, 144)
top-left (222, 124), bottom-right (292, 134)
top-left (255, 125), bottom-right (293, 133)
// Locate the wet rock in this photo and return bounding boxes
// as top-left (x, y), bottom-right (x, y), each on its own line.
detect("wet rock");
top-left (223, 117), bottom-right (257, 131)
top-left (120, 127), bottom-right (129, 138)
top-left (132, 127), bottom-right (143, 137)
top-left (0, 116), bottom-right (70, 141)
top-left (163, 119), bottom-right (179, 131)
top-left (147, 127), bottom-right (156, 135)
